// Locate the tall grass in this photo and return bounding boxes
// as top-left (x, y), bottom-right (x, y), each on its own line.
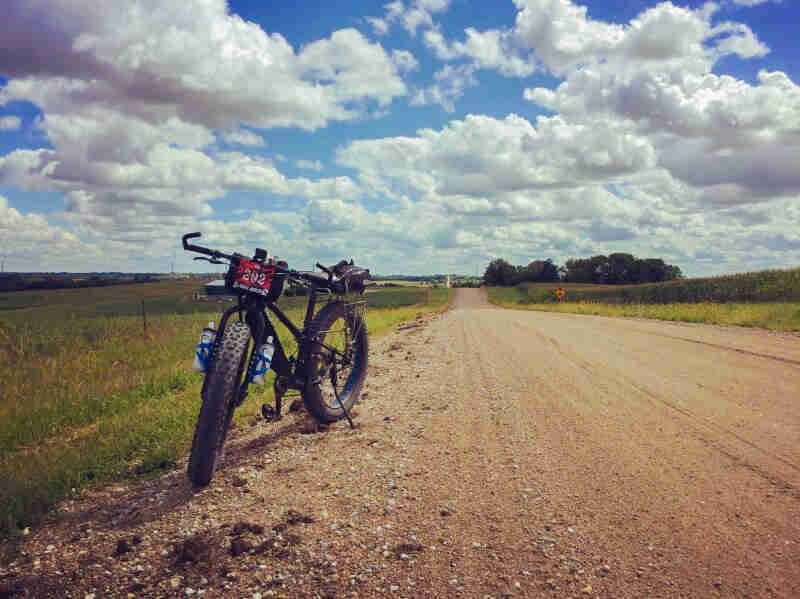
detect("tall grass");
top-left (488, 283), bottom-right (800, 331)
top-left (0, 282), bottom-right (451, 537)
top-left (512, 267), bottom-right (800, 305)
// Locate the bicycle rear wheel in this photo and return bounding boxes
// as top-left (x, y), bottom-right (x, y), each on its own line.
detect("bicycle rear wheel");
top-left (302, 301), bottom-right (368, 424)
top-left (187, 321), bottom-right (250, 486)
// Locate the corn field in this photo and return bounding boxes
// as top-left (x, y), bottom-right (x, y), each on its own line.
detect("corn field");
top-left (518, 267), bottom-right (800, 304)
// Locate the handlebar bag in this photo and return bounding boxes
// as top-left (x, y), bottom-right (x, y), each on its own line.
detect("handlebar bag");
top-left (330, 260), bottom-right (371, 294)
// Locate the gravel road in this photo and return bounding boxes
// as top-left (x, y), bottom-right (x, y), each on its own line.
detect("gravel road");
top-left (3, 288), bottom-right (799, 598)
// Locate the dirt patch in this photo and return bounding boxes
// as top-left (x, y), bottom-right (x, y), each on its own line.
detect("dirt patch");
top-left (173, 531), bottom-right (221, 569)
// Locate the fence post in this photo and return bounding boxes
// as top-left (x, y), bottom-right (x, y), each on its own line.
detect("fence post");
top-left (141, 299), bottom-right (147, 334)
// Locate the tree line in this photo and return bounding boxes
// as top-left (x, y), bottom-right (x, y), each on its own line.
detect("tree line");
top-left (0, 273), bottom-right (157, 292)
top-left (484, 254), bottom-right (683, 286)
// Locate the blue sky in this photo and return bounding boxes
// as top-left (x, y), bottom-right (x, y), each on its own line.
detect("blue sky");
top-left (1, 0), bottom-right (799, 276)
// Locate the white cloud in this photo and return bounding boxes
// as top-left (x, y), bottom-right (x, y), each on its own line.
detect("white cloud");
top-left (512, 1), bottom-right (800, 206)
top-left (709, 21), bottom-right (769, 59)
top-left (424, 26), bottom-right (535, 77)
top-left (524, 67), bottom-right (800, 201)
top-left (512, 0), bottom-right (769, 76)
top-left (296, 159), bottom-right (324, 172)
top-left (0, 116), bottom-right (22, 131)
top-left (391, 49), bottom-right (419, 73)
top-left (411, 64), bottom-right (478, 112)
top-left (731, 0), bottom-right (780, 5)
top-left (0, 0), bottom-right (410, 241)
top-left (221, 129), bottom-right (265, 147)
top-left (338, 113), bottom-right (655, 198)
top-left (2, 4), bottom-right (407, 131)
top-left (0, 194), bottom-right (96, 269)
top-left (217, 152), bottom-right (290, 194)
top-left (331, 105), bottom-right (800, 274)
top-left (366, 16), bottom-right (390, 36)
top-left (422, 0), bottom-right (768, 86)
top-left (307, 198), bottom-right (367, 233)
top-left (0, 2), bottom-right (408, 140)
top-left (0, 149), bottom-right (59, 191)
top-left (0, 0), bottom-right (797, 275)
top-left (366, 0), bottom-right (451, 37)
top-left (289, 175), bottom-right (362, 201)
top-left (296, 29), bottom-right (407, 108)
top-left (513, 0), bottom-right (624, 75)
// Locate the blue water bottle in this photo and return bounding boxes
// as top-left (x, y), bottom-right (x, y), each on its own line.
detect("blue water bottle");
top-left (192, 322), bottom-right (216, 372)
top-left (251, 336), bottom-right (274, 384)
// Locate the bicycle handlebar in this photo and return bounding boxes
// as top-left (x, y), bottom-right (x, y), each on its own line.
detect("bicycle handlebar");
top-left (182, 232), bottom-right (339, 288)
top-left (316, 262), bottom-right (334, 278)
top-left (181, 232), bottom-right (233, 260)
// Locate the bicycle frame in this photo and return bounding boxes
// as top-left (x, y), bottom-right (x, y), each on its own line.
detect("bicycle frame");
top-left (183, 232), bottom-right (368, 487)
top-left (208, 281), bottom-right (331, 408)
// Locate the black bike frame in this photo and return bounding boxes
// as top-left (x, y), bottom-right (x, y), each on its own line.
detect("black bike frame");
top-left (182, 231), bottom-right (346, 403)
top-left (210, 280), bottom-right (329, 405)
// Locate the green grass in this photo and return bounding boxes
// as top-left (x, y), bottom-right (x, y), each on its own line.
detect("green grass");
top-left (0, 279), bottom-right (212, 318)
top-left (508, 267), bottom-right (800, 305)
top-left (365, 286), bottom-right (435, 308)
top-left (488, 286), bottom-right (800, 331)
top-left (0, 282), bottom-right (451, 538)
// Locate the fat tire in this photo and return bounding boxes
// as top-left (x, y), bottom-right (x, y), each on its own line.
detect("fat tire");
top-left (303, 302), bottom-right (368, 424)
top-left (187, 321), bottom-right (250, 486)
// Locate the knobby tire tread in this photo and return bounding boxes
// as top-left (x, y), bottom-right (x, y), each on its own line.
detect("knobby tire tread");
top-left (303, 302), bottom-right (368, 424)
top-left (187, 321), bottom-right (250, 486)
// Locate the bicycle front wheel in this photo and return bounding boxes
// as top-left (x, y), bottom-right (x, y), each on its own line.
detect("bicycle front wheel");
top-left (187, 321), bottom-right (250, 486)
top-left (302, 301), bottom-right (368, 424)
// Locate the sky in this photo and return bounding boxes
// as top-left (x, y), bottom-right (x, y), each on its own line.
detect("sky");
top-left (1, 0), bottom-right (799, 277)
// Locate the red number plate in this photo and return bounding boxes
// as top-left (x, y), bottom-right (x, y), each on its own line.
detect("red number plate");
top-left (231, 259), bottom-right (274, 296)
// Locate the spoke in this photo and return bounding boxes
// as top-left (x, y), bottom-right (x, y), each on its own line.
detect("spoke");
top-left (318, 342), bottom-right (348, 359)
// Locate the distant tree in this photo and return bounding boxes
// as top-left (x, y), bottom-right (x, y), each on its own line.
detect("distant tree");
top-left (664, 264), bottom-right (683, 281)
top-left (563, 255), bottom-right (609, 283)
top-left (564, 254), bottom-right (683, 284)
top-left (521, 259), bottom-right (560, 283)
top-left (562, 258), bottom-right (586, 283)
top-left (483, 258), bottom-right (516, 286)
top-left (630, 258), bottom-right (663, 283)
top-left (605, 253), bottom-right (636, 284)
top-left (0, 273), bottom-right (24, 292)
top-left (632, 258), bottom-right (682, 283)
top-left (485, 254), bottom-right (682, 286)
top-left (588, 255), bottom-right (611, 283)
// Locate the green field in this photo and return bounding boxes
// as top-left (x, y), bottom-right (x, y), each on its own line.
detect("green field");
top-left (0, 281), bottom-right (450, 537)
top-left (488, 267), bottom-right (800, 331)
top-left (508, 267), bottom-right (800, 304)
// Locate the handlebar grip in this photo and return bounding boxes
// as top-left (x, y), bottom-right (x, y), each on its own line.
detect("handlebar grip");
top-left (182, 232), bottom-right (202, 249)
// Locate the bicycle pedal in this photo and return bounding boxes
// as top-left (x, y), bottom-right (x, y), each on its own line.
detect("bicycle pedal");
top-left (261, 404), bottom-right (281, 422)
